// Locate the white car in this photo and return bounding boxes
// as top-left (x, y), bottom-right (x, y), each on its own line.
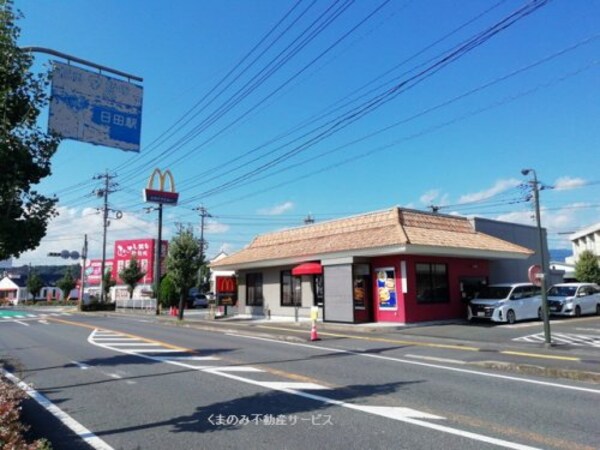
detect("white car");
top-left (468, 283), bottom-right (542, 324)
top-left (546, 283), bottom-right (600, 317)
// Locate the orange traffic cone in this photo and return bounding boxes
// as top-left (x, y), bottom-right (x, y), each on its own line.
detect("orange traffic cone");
top-left (310, 321), bottom-right (320, 341)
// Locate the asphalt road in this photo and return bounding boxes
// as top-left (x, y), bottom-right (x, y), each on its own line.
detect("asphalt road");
top-left (1, 310), bottom-right (599, 450)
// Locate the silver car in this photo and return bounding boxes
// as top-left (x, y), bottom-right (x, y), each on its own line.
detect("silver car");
top-left (468, 283), bottom-right (542, 324)
top-left (546, 283), bottom-right (600, 317)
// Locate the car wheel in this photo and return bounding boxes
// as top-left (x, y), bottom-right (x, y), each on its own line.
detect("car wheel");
top-left (506, 309), bottom-right (516, 324)
top-left (575, 305), bottom-right (582, 317)
top-left (597, 304), bottom-right (600, 316)
top-left (537, 307), bottom-right (542, 320)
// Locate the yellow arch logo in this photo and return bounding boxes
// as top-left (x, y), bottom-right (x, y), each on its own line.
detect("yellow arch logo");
top-left (148, 168), bottom-right (176, 192)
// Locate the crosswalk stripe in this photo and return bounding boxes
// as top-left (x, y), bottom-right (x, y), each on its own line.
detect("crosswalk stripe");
top-left (515, 331), bottom-right (600, 347)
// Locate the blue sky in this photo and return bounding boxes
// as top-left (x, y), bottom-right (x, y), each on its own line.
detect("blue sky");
top-left (13, 0), bottom-right (600, 266)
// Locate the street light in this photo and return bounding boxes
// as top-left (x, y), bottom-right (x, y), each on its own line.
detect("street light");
top-left (521, 168), bottom-right (552, 347)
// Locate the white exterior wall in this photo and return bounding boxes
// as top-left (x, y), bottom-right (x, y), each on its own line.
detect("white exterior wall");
top-left (237, 267), bottom-right (317, 319)
top-left (571, 230), bottom-right (600, 261)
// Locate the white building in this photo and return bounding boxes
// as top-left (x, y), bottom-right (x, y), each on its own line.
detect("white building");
top-left (567, 222), bottom-right (600, 264)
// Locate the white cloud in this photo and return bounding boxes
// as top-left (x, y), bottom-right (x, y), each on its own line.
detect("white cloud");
top-left (258, 201), bottom-right (294, 215)
top-left (458, 178), bottom-right (520, 204)
top-left (419, 189), bottom-right (440, 205)
top-left (553, 176), bottom-right (586, 191)
top-left (205, 221), bottom-right (230, 234)
top-left (13, 206), bottom-right (156, 266)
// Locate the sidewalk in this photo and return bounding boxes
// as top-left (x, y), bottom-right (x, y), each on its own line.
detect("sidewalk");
top-left (108, 308), bottom-right (600, 385)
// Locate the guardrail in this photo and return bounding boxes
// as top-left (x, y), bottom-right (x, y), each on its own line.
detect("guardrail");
top-left (115, 298), bottom-right (157, 312)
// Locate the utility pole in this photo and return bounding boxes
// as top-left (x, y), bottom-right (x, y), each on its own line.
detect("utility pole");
top-left (195, 207), bottom-right (212, 263)
top-left (79, 234), bottom-right (88, 310)
top-left (522, 168), bottom-right (552, 347)
top-left (93, 171), bottom-right (120, 302)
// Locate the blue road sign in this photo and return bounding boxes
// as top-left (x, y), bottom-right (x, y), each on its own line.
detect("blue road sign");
top-left (49, 61), bottom-right (143, 152)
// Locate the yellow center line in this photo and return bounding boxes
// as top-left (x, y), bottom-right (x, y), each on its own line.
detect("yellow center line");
top-left (256, 325), bottom-right (586, 362)
top-left (256, 325), bottom-right (481, 352)
top-left (49, 317), bottom-right (191, 352)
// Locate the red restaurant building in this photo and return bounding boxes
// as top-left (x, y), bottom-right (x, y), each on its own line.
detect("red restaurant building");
top-left (211, 207), bottom-right (534, 324)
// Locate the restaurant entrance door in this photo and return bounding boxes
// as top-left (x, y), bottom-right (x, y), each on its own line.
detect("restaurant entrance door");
top-left (353, 264), bottom-right (372, 323)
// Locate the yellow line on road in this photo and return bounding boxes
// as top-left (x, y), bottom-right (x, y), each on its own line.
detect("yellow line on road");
top-left (49, 317), bottom-right (190, 352)
top-left (256, 325), bottom-right (586, 362)
top-left (500, 351), bottom-right (580, 361)
top-left (256, 325), bottom-right (481, 352)
top-left (49, 317), bottom-right (329, 386)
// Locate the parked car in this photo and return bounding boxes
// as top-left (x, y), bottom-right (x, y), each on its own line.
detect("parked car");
top-left (192, 294), bottom-right (208, 308)
top-left (546, 283), bottom-right (600, 317)
top-left (468, 283), bottom-right (542, 324)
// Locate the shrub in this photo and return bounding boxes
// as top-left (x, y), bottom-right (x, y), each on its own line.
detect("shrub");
top-left (0, 375), bottom-right (52, 449)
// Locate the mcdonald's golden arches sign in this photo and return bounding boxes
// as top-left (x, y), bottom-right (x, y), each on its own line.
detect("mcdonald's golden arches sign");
top-left (143, 168), bottom-right (179, 205)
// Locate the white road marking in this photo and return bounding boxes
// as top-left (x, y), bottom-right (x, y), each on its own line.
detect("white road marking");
top-left (514, 332), bottom-right (600, 348)
top-left (204, 366), bottom-right (264, 373)
top-left (94, 336), bottom-right (137, 342)
top-left (575, 327), bottom-right (600, 333)
top-left (163, 356), bottom-right (219, 361)
top-left (108, 373), bottom-right (122, 379)
top-left (88, 329), bottom-right (541, 449)
top-left (405, 354), bottom-right (466, 365)
top-left (0, 367), bottom-right (114, 450)
top-left (114, 348), bottom-right (176, 353)
top-left (193, 354), bottom-right (540, 450)
top-left (236, 334), bottom-right (600, 395)
top-left (258, 382), bottom-right (330, 390)
top-left (71, 361), bottom-right (90, 370)
top-left (14, 320), bottom-right (30, 327)
top-left (104, 342), bottom-right (161, 346)
top-left (38, 320), bottom-right (49, 325)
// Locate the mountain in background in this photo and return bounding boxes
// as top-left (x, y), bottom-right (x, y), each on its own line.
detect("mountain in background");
top-left (549, 248), bottom-right (572, 262)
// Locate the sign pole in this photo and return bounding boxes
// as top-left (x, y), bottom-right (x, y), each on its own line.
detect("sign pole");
top-left (79, 234), bottom-right (88, 311)
top-left (155, 203), bottom-right (163, 315)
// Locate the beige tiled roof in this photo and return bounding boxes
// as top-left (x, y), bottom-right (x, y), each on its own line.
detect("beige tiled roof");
top-left (212, 207), bottom-right (533, 267)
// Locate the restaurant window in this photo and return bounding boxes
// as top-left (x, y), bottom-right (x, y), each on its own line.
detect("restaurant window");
top-left (416, 263), bottom-right (449, 304)
top-left (281, 270), bottom-right (302, 306)
top-left (246, 273), bottom-right (263, 306)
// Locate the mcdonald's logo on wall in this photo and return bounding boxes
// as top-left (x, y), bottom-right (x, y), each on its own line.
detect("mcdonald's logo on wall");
top-left (143, 168), bottom-right (179, 205)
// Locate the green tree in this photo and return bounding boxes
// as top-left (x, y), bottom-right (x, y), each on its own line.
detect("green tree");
top-left (159, 274), bottom-right (178, 307)
top-left (119, 256), bottom-right (146, 299)
top-left (0, 2), bottom-right (60, 260)
top-left (56, 268), bottom-right (76, 301)
top-left (102, 269), bottom-right (116, 301)
top-left (167, 227), bottom-right (202, 320)
top-left (26, 270), bottom-right (44, 300)
top-left (574, 250), bottom-right (600, 284)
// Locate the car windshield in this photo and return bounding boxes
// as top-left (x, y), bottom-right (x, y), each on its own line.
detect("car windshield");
top-left (547, 286), bottom-right (577, 297)
top-left (475, 286), bottom-right (512, 300)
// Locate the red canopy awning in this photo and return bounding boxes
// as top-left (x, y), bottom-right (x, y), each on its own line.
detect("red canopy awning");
top-left (292, 262), bottom-right (322, 276)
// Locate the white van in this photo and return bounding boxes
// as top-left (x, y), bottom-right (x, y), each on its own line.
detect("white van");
top-left (546, 283), bottom-right (600, 317)
top-left (468, 283), bottom-right (542, 324)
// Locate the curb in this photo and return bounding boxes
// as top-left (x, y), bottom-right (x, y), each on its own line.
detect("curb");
top-left (472, 360), bottom-right (600, 384)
